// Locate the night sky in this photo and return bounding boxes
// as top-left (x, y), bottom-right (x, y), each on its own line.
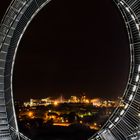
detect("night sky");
top-left (1, 0), bottom-right (130, 101)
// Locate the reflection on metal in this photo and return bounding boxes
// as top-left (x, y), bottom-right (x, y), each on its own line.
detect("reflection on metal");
top-left (89, 0), bottom-right (140, 139)
top-left (127, 126), bottom-right (140, 140)
top-left (0, 0), bottom-right (139, 139)
top-left (100, 129), bottom-right (116, 140)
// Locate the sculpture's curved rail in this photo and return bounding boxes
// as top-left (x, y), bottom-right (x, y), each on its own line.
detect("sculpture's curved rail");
top-left (0, 0), bottom-right (139, 139)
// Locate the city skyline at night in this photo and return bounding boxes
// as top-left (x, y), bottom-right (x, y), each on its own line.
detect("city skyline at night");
top-left (16, 94), bottom-right (120, 135)
top-left (22, 94), bottom-right (120, 107)
top-left (0, 0), bottom-right (140, 140)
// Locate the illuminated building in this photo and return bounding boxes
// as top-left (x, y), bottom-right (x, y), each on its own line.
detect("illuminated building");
top-left (68, 96), bottom-right (80, 103)
top-left (91, 98), bottom-right (102, 107)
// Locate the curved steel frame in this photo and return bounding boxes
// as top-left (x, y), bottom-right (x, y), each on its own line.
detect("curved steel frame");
top-left (0, 0), bottom-right (139, 139)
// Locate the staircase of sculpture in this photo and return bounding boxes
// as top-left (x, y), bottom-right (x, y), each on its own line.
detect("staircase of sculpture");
top-left (0, 0), bottom-right (34, 139)
top-left (0, 93), bottom-right (11, 140)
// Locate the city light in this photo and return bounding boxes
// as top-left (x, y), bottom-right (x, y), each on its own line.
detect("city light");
top-left (17, 95), bottom-right (121, 133)
top-left (28, 111), bottom-right (34, 118)
top-left (23, 96), bottom-right (119, 108)
top-left (54, 101), bottom-right (59, 106)
top-left (91, 98), bottom-right (102, 107)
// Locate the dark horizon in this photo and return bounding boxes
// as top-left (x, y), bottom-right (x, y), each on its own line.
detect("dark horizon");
top-left (1, 0), bottom-right (130, 101)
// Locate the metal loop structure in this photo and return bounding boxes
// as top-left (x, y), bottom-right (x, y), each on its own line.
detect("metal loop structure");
top-left (0, 0), bottom-right (139, 139)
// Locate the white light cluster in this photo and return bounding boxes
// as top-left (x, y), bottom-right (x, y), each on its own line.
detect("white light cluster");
top-left (124, 103), bottom-right (129, 109)
top-left (131, 15), bottom-right (135, 21)
top-left (102, 129), bottom-right (107, 134)
top-left (95, 135), bottom-right (100, 139)
top-left (138, 65), bottom-right (140, 72)
top-left (135, 75), bottom-right (139, 82)
top-left (131, 136), bottom-right (138, 140)
top-left (126, 7), bottom-right (130, 13)
top-left (109, 123), bottom-right (114, 129)
top-left (120, 0), bottom-right (140, 37)
top-left (113, 103), bottom-right (129, 125)
top-left (136, 24), bottom-right (140, 30)
top-left (136, 65), bottom-right (140, 84)
top-left (129, 94), bottom-right (133, 101)
top-left (120, 1), bottom-right (124, 5)
top-left (114, 117), bottom-right (119, 123)
top-left (128, 65), bottom-right (140, 103)
top-left (120, 110), bottom-right (125, 116)
top-left (132, 85), bottom-right (137, 92)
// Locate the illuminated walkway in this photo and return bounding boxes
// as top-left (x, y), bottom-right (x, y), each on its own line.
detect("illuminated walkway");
top-left (0, 0), bottom-right (139, 139)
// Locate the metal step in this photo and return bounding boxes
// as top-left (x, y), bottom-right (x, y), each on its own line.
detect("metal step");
top-left (0, 106), bottom-right (6, 112)
top-left (0, 135), bottom-right (11, 140)
top-left (0, 93), bottom-right (4, 99)
top-left (0, 99), bottom-right (5, 105)
top-left (0, 119), bottom-right (8, 125)
top-left (0, 129), bottom-right (10, 135)
top-left (0, 132), bottom-right (10, 137)
top-left (0, 113), bottom-right (7, 119)
top-left (0, 125), bottom-right (9, 131)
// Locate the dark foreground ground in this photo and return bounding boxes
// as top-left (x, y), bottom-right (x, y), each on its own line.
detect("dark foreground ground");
top-left (19, 124), bottom-right (97, 140)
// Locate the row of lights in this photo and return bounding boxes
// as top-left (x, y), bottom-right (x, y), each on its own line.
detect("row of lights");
top-left (93, 1), bottom-right (140, 139)
top-left (90, 0), bottom-right (140, 139)
top-left (120, 0), bottom-right (140, 31)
